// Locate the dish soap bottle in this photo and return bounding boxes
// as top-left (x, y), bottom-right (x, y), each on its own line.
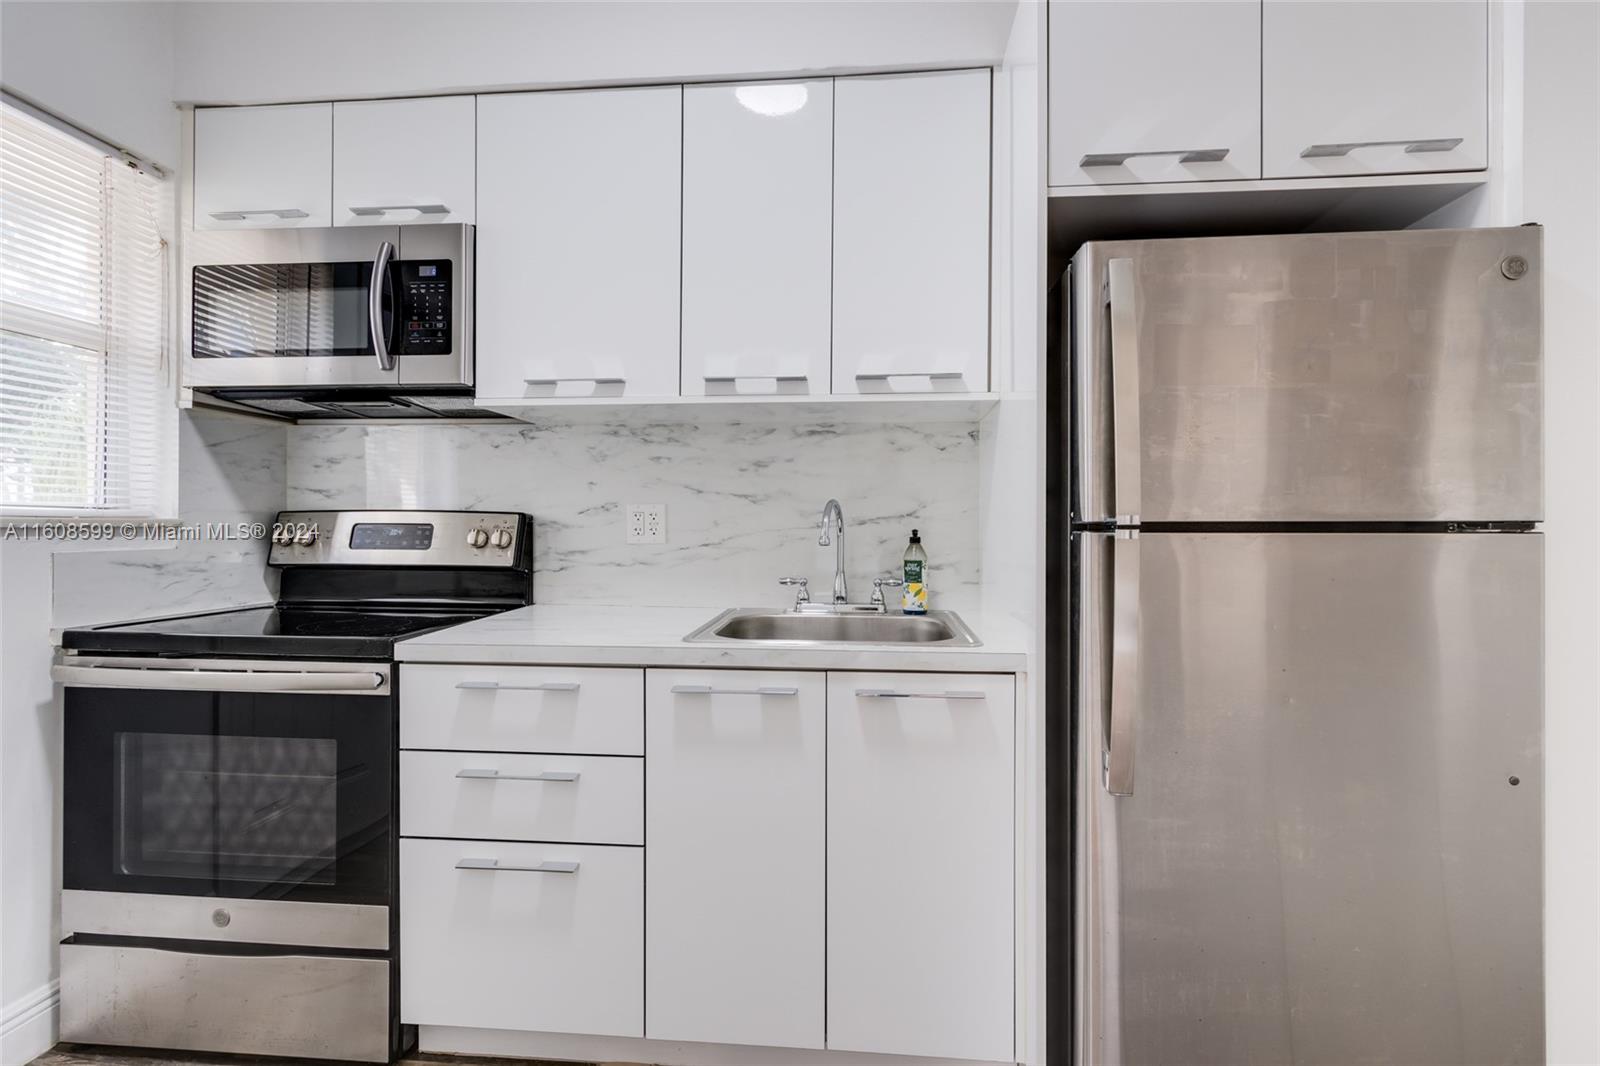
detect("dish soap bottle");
top-left (902, 529), bottom-right (929, 614)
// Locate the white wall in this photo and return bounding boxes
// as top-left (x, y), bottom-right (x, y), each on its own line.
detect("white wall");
top-left (173, 1), bottom-right (1014, 104)
top-left (1522, 4), bottom-right (1600, 1063)
top-left (0, 1), bottom-right (178, 166)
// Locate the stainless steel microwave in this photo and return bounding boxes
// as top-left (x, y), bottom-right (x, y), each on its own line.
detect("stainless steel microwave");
top-left (182, 224), bottom-right (473, 400)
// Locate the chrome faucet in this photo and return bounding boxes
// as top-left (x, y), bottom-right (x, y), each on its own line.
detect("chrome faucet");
top-left (817, 499), bottom-right (847, 604)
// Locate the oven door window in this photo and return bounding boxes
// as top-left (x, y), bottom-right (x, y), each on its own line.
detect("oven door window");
top-left (64, 686), bottom-right (391, 905)
top-left (192, 262), bottom-right (386, 359)
top-left (117, 732), bottom-right (338, 884)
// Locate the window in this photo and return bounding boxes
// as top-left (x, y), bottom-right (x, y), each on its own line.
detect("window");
top-left (0, 100), bottom-right (174, 519)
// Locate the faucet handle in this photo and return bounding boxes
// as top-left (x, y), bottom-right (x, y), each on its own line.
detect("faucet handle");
top-left (778, 576), bottom-right (810, 608)
top-left (870, 575), bottom-right (904, 610)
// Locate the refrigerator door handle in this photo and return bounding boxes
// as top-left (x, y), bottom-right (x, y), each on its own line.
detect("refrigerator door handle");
top-left (1107, 258), bottom-right (1142, 525)
top-left (1105, 528), bottom-right (1140, 796)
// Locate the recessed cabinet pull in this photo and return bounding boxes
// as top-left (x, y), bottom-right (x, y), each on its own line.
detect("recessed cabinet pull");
top-left (523, 376), bottom-right (626, 385)
top-left (1300, 138), bottom-right (1463, 158)
top-left (670, 684), bottom-right (801, 697)
top-left (454, 680), bottom-right (580, 692)
top-left (208, 208), bottom-right (310, 221)
top-left (455, 768), bottom-right (580, 782)
top-left (455, 857), bottom-right (579, 874)
top-left (1080, 148), bottom-right (1230, 167)
top-left (348, 203), bottom-right (450, 216)
top-left (855, 688), bottom-right (987, 701)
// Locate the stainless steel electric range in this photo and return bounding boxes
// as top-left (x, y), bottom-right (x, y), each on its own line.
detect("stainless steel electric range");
top-left (52, 510), bottom-right (532, 1063)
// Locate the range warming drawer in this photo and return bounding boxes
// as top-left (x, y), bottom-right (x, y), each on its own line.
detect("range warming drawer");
top-left (61, 941), bottom-right (392, 1062)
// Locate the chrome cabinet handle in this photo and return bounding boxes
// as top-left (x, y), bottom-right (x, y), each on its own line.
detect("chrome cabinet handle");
top-left (854, 372), bottom-right (965, 382)
top-left (704, 374), bottom-right (808, 384)
top-left (1300, 138), bottom-right (1463, 158)
top-left (855, 688), bottom-right (987, 700)
top-left (348, 203), bottom-right (450, 216)
top-left (1106, 258), bottom-right (1142, 525)
top-left (207, 208), bottom-right (311, 221)
top-left (454, 680), bottom-right (580, 692)
top-left (670, 684), bottom-right (801, 697)
top-left (455, 857), bottom-right (578, 874)
top-left (1080, 148), bottom-right (1229, 167)
top-left (455, 768), bottom-right (580, 782)
top-left (1105, 530), bottom-right (1140, 796)
top-left (523, 376), bottom-right (626, 385)
top-left (369, 239), bottom-right (396, 371)
top-left (51, 663), bottom-right (385, 693)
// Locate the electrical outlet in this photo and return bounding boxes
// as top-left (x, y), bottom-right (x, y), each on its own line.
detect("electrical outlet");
top-left (626, 503), bottom-right (666, 544)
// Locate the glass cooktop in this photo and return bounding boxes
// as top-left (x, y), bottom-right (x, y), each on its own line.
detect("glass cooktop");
top-left (62, 605), bottom-right (489, 660)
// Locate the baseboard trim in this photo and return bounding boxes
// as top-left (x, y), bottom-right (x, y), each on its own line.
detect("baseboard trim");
top-left (418, 1025), bottom-right (1013, 1066)
top-left (1, 981), bottom-right (59, 1066)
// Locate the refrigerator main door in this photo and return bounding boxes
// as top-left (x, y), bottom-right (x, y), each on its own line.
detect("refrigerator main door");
top-left (1075, 531), bottom-right (1542, 1066)
top-left (1074, 227), bottom-right (1543, 524)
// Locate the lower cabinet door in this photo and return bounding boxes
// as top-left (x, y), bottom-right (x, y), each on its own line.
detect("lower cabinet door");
top-left (826, 672), bottom-right (1015, 1061)
top-left (644, 669), bottom-right (825, 1048)
top-left (399, 838), bottom-right (642, 1036)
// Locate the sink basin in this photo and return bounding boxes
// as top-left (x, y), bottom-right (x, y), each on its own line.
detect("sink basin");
top-left (684, 607), bottom-right (980, 647)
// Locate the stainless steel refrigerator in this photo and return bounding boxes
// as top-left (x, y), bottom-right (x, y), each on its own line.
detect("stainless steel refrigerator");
top-left (1063, 227), bottom-right (1543, 1065)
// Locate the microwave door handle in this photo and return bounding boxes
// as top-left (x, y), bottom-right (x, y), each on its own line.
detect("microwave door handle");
top-left (370, 240), bottom-right (396, 371)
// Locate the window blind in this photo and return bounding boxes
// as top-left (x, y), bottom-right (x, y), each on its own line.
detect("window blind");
top-left (0, 101), bottom-right (175, 519)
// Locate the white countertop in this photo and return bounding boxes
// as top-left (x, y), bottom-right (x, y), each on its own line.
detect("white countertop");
top-left (396, 604), bottom-right (1030, 673)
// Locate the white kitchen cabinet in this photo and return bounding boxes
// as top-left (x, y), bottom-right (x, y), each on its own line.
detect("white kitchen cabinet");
top-left (400, 750), bottom-right (643, 845)
top-left (832, 70), bottom-right (990, 394)
top-left (1263, 0), bottom-right (1488, 178)
top-left (193, 104), bottom-right (332, 229)
top-left (1048, 0), bottom-right (1261, 186)
top-left (681, 80), bottom-right (832, 397)
top-left (476, 87), bottom-right (682, 401)
top-left (826, 672), bottom-right (1015, 1061)
top-left (400, 838), bottom-right (642, 1036)
top-left (399, 664), bottom-right (643, 755)
top-left (333, 96), bottom-right (475, 225)
top-left (643, 670), bottom-right (825, 1049)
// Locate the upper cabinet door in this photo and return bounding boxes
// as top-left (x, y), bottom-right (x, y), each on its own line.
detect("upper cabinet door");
top-left (333, 96), bottom-right (475, 226)
top-left (1048, 0), bottom-right (1261, 186)
top-left (1263, 0), bottom-right (1488, 178)
top-left (475, 87), bottom-right (682, 401)
top-left (681, 80), bottom-right (832, 398)
top-left (832, 70), bottom-right (990, 394)
top-left (194, 104), bottom-right (332, 229)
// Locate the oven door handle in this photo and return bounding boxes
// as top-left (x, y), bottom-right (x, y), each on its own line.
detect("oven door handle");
top-left (51, 663), bottom-right (388, 694)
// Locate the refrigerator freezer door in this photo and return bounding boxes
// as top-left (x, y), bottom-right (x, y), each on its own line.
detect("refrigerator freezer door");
top-left (1074, 227), bottom-right (1543, 523)
top-left (1075, 531), bottom-right (1542, 1065)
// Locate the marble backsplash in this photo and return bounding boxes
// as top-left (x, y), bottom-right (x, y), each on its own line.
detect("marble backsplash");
top-left (53, 411), bottom-right (288, 627)
top-left (288, 419), bottom-right (982, 610)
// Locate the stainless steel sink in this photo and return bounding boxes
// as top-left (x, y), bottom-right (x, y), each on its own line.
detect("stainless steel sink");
top-left (684, 607), bottom-right (981, 647)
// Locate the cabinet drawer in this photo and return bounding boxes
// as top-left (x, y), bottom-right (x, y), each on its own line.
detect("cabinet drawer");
top-left (401, 750), bottom-right (642, 845)
top-left (400, 664), bottom-right (642, 754)
top-left (399, 838), bottom-right (642, 1037)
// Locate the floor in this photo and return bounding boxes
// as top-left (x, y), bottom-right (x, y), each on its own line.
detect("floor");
top-left (34, 1049), bottom-right (609, 1066)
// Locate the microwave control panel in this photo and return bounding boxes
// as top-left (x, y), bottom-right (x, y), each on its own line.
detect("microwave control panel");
top-left (396, 261), bottom-right (451, 354)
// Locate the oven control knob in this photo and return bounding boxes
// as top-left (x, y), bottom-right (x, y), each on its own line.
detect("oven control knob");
top-left (271, 527), bottom-right (294, 546)
top-left (212, 908), bottom-right (231, 928)
top-left (490, 529), bottom-right (513, 550)
top-left (466, 528), bottom-right (489, 549)
top-left (293, 528), bottom-right (319, 546)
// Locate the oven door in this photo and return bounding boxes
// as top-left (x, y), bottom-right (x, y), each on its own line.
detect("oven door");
top-left (59, 657), bottom-right (395, 911)
top-left (183, 224), bottom-right (473, 390)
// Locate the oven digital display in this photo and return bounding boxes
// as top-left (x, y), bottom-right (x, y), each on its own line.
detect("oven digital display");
top-left (349, 523), bottom-right (434, 550)
top-left (418, 265), bottom-right (438, 277)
